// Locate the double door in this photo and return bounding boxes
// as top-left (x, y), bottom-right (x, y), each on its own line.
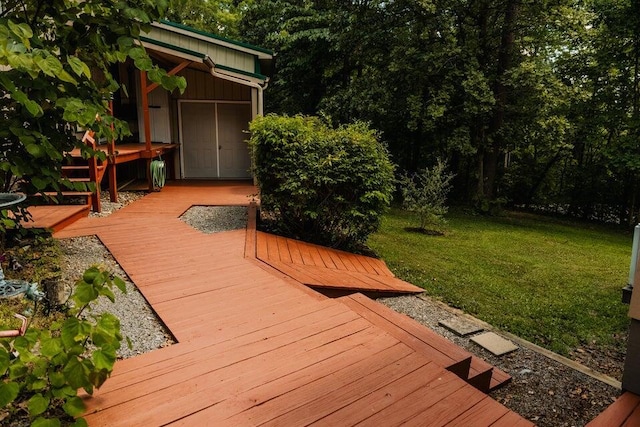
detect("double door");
top-left (180, 102), bottom-right (252, 178)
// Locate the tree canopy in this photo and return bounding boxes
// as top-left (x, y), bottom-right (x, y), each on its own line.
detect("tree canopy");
top-left (238, 0), bottom-right (640, 224)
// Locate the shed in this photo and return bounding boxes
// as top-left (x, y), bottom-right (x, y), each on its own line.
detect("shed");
top-left (100, 20), bottom-right (273, 197)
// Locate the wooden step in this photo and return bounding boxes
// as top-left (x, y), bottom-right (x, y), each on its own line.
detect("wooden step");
top-left (62, 165), bottom-right (105, 171)
top-left (39, 191), bottom-right (93, 207)
top-left (337, 293), bottom-right (511, 392)
top-left (22, 204), bottom-right (90, 232)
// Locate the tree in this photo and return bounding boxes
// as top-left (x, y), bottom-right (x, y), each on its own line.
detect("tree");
top-left (0, 0), bottom-right (185, 237)
top-left (400, 160), bottom-right (454, 232)
top-left (240, 1), bottom-right (640, 222)
top-left (165, 0), bottom-right (246, 38)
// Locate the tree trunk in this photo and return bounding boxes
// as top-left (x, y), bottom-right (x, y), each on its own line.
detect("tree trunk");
top-left (483, 0), bottom-right (520, 200)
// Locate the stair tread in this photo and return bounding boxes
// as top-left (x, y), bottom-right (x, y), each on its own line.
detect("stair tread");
top-left (41, 191), bottom-right (93, 196)
top-left (62, 165), bottom-right (105, 170)
top-left (338, 293), bottom-right (511, 392)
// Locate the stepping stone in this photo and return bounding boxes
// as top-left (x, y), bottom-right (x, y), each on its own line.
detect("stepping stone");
top-left (471, 332), bottom-right (518, 356)
top-left (439, 317), bottom-right (484, 336)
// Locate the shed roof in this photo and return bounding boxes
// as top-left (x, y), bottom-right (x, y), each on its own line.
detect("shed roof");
top-left (140, 20), bottom-right (273, 83)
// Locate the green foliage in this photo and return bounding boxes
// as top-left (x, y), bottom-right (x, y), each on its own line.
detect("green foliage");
top-left (240, 0), bottom-right (640, 223)
top-left (249, 114), bottom-right (395, 249)
top-left (165, 0), bottom-right (247, 38)
top-left (400, 160), bottom-right (454, 231)
top-left (0, 0), bottom-right (186, 240)
top-left (0, 266), bottom-right (126, 425)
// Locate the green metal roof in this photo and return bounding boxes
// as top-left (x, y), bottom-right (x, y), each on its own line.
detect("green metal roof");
top-left (140, 36), bottom-right (205, 59)
top-left (140, 36), bottom-right (268, 81)
top-left (159, 20), bottom-right (274, 57)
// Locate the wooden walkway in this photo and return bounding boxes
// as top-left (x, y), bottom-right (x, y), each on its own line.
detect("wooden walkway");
top-left (254, 231), bottom-right (423, 295)
top-left (587, 391), bottom-right (640, 426)
top-left (54, 181), bottom-right (530, 426)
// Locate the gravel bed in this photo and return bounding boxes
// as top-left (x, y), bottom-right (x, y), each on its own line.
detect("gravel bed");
top-left (60, 200), bottom-right (249, 359)
top-left (89, 190), bottom-right (146, 218)
top-left (180, 205), bottom-right (248, 233)
top-left (378, 295), bottom-right (620, 427)
top-left (58, 236), bottom-right (174, 358)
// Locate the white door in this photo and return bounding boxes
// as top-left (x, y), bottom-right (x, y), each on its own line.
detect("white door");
top-left (217, 104), bottom-right (252, 178)
top-left (181, 103), bottom-right (217, 178)
top-left (136, 78), bottom-right (171, 143)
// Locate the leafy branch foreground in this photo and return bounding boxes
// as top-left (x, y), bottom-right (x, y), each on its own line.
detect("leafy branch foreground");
top-left (0, 266), bottom-right (126, 426)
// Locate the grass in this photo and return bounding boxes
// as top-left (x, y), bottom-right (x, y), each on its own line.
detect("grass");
top-left (0, 236), bottom-right (65, 331)
top-left (368, 208), bottom-right (631, 355)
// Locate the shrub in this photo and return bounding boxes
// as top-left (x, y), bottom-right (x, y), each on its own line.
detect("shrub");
top-left (249, 115), bottom-right (395, 249)
top-left (400, 159), bottom-right (454, 232)
top-left (0, 266), bottom-right (126, 426)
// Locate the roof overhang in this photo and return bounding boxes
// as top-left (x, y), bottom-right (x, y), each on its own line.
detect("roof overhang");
top-left (137, 20), bottom-right (273, 85)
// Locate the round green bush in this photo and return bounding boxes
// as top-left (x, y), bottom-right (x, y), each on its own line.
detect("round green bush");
top-left (249, 115), bottom-right (395, 249)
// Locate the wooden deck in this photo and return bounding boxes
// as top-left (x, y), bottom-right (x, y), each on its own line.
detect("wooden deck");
top-left (587, 391), bottom-right (640, 426)
top-left (254, 231), bottom-right (423, 295)
top-left (53, 182), bottom-right (531, 426)
top-left (22, 204), bottom-right (90, 232)
top-left (69, 142), bottom-right (179, 164)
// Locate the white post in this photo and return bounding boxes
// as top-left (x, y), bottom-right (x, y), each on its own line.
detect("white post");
top-left (629, 224), bottom-right (640, 287)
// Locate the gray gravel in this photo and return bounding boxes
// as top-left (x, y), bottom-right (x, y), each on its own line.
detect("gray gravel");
top-left (58, 236), bottom-right (173, 359)
top-left (60, 201), bottom-right (249, 359)
top-left (180, 205), bottom-right (248, 233)
top-left (378, 295), bottom-right (620, 427)
top-left (89, 191), bottom-right (146, 218)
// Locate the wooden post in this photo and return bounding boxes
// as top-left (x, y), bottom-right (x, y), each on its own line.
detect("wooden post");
top-left (623, 249), bottom-right (640, 393)
top-left (140, 62), bottom-right (190, 191)
top-left (82, 130), bottom-right (101, 212)
top-left (140, 70), bottom-right (153, 191)
top-left (107, 101), bottom-right (118, 202)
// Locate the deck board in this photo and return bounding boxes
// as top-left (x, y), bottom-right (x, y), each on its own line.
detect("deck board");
top-left (587, 391), bottom-right (640, 427)
top-left (256, 231), bottom-right (423, 295)
top-left (22, 204), bottom-right (89, 232)
top-left (46, 181), bottom-right (527, 425)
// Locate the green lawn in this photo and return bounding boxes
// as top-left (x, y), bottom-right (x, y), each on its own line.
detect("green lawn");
top-left (368, 209), bottom-right (631, 355)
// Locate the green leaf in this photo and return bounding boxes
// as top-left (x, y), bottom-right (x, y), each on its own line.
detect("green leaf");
top-left (12, 90), bottom-right (43, 117)
top-left (58, 70), bottom-right (78, 85)
top-left (61, 317), bottom-right (81, 348)
top-left (63, 396), bottom-right (86, 417)
top-left (28, 393), bottom-right (50, 417)
top-left (13, 336), bottom-right (30, 353)
top-left (29, 379), bottom-right (48, 391)
top-left (63, 357), bottom-right (90, 389)
top-left (99, 286), bottom-right (116, 303)
top-left (51, 385), bottom-right (75, 399)
top-left (74, 282), bottom-right (98, 304)
top-left (0, 382), bottom-right (19, 407)
top-left (50, 372), bottom-right (66, 388)
top-left (0, 348), bottom-right (9, 375)
top-left (26, 143), bottom-right (45, 158)
top-left (92, 348), bottom-right (116, 371)
top-left (71, 418), bottom-right (88, 427)
top-left (32, 417), bottom-right (61, 427)
top-left (41, 337), bottom-right (63, 357)
top-left (67, 56), bottom-right (91, 78)
top-left (113, 276), bottom-right (127, 293)
top-left (8, 20), bottom-right (33, 43)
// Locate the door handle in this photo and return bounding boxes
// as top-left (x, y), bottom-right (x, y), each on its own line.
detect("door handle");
top-left (218, 145), bottom-right (222, 150)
